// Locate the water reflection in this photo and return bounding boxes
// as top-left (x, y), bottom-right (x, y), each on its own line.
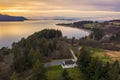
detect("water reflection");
top-left (0, 20), bottom-right (89, 48)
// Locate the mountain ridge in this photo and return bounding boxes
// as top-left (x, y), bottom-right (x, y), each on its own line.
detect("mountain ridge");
top-left (0, 14), bottom-right (27, 21)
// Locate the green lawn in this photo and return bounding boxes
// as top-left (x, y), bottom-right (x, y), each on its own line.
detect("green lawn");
top-left (71, 47), bottom-right (111, 62)
top-left (91, 48), bottom-right (111, 62)
top-left (47, 66), bottom-right (86, 80)
top-left (47, 66), bottom-right (62, 80)
top-left (91, 48), bottom-right (104, 53)
top-left (67, 68), bottom-right (86, 80)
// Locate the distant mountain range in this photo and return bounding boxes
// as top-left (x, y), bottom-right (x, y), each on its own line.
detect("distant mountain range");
top-left (53, 17), bottom-right (80, 21)
top-left (107, 20), bottom-right (120, 22)
top-left (28, 16), bottom-right (80, 21)
top-left (0, 14), bottom-right (27, 21)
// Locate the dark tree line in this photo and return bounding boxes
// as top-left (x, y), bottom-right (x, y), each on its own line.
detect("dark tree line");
top-left (10, 29), bottom-right (62, 80)
top-left (90, 28), bottom-right (104, 40)
top-left (110, 31), bottom-right (120, 41)
top-left (0, 47), bottom-right (11, 61)
top-left (29, 29), bottom-right (62, 39)
top-left (57, 21), bottom-right (94, 28)
top-left (77, 47), bottom-right (120, 80)
top-left (73, 21), bottom-right (94, 27)
top-left (61, 69), bottom-right (72, 80)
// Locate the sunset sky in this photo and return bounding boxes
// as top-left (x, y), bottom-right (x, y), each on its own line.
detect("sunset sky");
top-left (0, 0), bottom-right (120, 18)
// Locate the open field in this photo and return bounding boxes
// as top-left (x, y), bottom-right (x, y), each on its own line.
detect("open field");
top-left (71, 46), bottom-right (120, 62)
top-left (47, 66), bottom-right (62, 80)
top-left (91, 48), bottom-right (120, 62)
top-left (105, 50), bottom-right (120, 61)
top-left (46, 65), bottom-right (86, 80)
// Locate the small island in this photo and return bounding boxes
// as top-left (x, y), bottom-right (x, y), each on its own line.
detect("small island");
top-left (0, 14), bottom-right (27, 21)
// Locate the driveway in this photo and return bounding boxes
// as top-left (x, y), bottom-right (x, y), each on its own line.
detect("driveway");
top-left (70, 49), bottom-right (78, 62)
top-left (44, 59), bottom-right (72, 67)
top-left (44, 48), bottom-right (79, 67)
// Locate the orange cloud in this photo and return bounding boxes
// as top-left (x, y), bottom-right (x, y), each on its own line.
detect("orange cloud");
top-left (0, 0), bottom-right (119, 17)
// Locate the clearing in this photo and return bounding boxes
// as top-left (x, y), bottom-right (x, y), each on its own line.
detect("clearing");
top-left (91, 48), bottom-right (120, 62)
top-left (47, 65), bottom-right (86, 80)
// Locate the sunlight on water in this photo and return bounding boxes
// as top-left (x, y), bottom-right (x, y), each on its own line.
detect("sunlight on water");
top-left (0, 20), bottom-right (89, 48)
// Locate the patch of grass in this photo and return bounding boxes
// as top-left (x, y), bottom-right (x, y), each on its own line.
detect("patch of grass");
top-left (67, 68), bottom-right (86, 80)
top-left (91, 48), bottom-right (111, 62)
top-left (51, 58), bottom-right (72, 62)
top-left (91, 48), bottom-right (104, 53)
top-left (47, 66), bottom-right (86, 80)
top-left (47, 65), bottom-right (62, 71)
top-left (47, 65), bottom-right (62, 80)
top-left (84, 23), bottom-right (95, 28)
top-left (92, 53), bottom-right (111, 62)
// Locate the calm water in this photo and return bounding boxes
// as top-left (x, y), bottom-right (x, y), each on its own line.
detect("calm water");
top-left (0, 20), bottom-right (89, 48)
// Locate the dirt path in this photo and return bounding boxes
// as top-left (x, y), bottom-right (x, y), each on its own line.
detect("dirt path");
top-left (105, 50), bottom-right (120, 61)
top-left (70, 49), bottom-right (78, 62)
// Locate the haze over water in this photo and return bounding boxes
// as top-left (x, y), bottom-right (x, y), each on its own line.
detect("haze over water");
top-left (0, 20), bottom-right (89, 48)
top-left (0, 0), bottom-right (120, 48)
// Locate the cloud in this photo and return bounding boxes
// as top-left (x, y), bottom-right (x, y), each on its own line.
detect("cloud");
top-left (0, 0), bottom-right (120, 17)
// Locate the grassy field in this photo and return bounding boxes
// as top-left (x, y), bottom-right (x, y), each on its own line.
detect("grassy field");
top-left (47, 65), bottom-right (86, 80)
top-left (71, 46), bottom-right (114, 62)
top-left (46, 47), bottom-right (120, 80)
top-left (91, 48), bottom-right (111, 62)
top-left (72, 46), bottom-right (111, 62)
top-left (47, 66), bottom-right (62, 80)
top-left (91, 48), bottom-right (120, 61)
top-left (105, 50), bottom-right (120, 61)
top-left (67, 68), bottom-right (86, 80)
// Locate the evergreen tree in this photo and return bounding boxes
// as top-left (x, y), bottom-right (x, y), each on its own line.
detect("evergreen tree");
top-left (92, 28), bottom-right (104, 40)
top-left (106, 61), bottom-right (120, 80)
top-left (61, 69), bottom-right (72, 80)
top-left (87, 58), bottom-right (103, 80)
top-left (31, 51), bottom-right (47, 80)
top-left (77, 47), bottom-right (120, 80)
top-left (10, 72), bottom-right (19, 80)
top-left (71, 37), bottom-right (75, 46)
top-left (31, 59), bottom-right (47, 80)
top-left (77, 46), bottom-right (91, 72)
top-left (0, 52), bottom-right (3, 61)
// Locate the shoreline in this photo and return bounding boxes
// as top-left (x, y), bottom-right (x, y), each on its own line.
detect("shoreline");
top-left (56, 24), bottom-right (92, 36)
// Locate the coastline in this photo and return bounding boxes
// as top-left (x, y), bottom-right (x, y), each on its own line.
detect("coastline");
top-left (56, 24), bottom-right (91, 36)
top-left (0, 20), bottom-right (89, 48)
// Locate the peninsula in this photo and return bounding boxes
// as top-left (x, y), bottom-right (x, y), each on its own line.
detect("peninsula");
top-left (0, 14), bottom-right (27, 21)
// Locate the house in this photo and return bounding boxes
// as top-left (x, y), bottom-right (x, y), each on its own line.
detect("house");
top-left (61, 59), bottom-right (77, 69)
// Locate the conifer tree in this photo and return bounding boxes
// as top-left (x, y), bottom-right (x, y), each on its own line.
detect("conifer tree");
top-left (62, 69), bottom-right (72, 80)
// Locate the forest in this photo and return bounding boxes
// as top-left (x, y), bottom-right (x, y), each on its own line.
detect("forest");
top-left (77, 47), bottom-right (120, 80)
top-left (0, 29), bottom-right (68, 80)
top-left (0, 25), bottom-right (120, 80)
top-left (12, 29), bottom-right (62, 72)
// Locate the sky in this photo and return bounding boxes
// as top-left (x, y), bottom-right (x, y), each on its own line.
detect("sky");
top-left (0, 0), bottom-right (120, 18)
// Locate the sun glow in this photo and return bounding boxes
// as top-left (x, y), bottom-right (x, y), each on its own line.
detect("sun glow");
top-left (0, 0), bottom-right (119, 17)
top-left (0, 9), bottom-right (30, 12)
top-left (0, 9), bottom-right (31, 16)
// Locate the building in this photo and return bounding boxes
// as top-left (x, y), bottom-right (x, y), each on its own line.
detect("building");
top-left (61, 60), bottom-right (77, 69)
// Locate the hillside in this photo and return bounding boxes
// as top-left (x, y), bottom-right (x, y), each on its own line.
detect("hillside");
top-left (0, 14), bottom-right (27, 21)
top-left (0, 29), bottom-right (73, 80)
